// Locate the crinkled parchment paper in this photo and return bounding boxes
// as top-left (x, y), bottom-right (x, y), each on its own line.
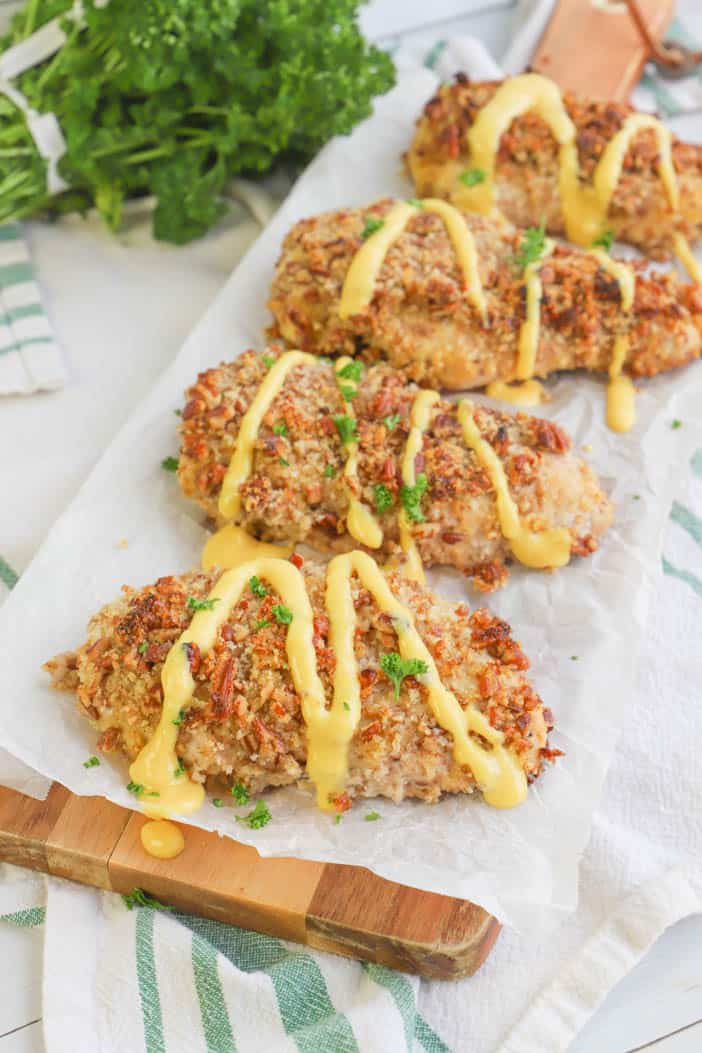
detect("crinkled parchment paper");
top-left (1, 71), bottom-right (701, 926)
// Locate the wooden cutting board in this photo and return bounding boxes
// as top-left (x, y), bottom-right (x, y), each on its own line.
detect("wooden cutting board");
top-left (532, 0), bottom-right (676, 102)
top-left (0, 782), bottom-right (500, 979)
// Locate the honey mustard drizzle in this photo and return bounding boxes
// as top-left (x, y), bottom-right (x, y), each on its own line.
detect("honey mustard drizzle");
top-left (334, 357), bottom-right (383, 549)
top-left (131, 552), bottom-right (528, 819)
top-left (458, 400), bottom-right (571, 569)
top-left (588, 249), bottom-right (636, 433)
top-left (398, 389), bottom-right (439, 584)
top-left (485, 238), bottom-right (555, 407)
top-left (340, 198), bottom-right (487, 324)
top-left (454, 72), bottom-right (699, 281)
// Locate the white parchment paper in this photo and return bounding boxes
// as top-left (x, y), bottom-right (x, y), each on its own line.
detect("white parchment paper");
top-left (1, 71), bottom-right (701, 926)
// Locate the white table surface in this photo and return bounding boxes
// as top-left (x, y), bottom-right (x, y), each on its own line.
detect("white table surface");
top-left (1, 2), bottom-right (701, 1050)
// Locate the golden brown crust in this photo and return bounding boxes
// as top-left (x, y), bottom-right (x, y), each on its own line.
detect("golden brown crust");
top-left (45, 560), bottom-right (555, 806)
top-left (267, 198), bottom-right (702, 390)
top-left (406, 76), bottom-right (702, 259)
top-left (177, 350), bottom-right (613, 592)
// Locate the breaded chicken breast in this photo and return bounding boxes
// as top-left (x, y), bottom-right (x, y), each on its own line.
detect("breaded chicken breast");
top-left (177, 350), bottom-right (612, 592)
top-left (406, 75), bottom-right (702, 260)
top-left (267, 199), bottom-right (702, 391)
top-left (46, 560), bottom-right (556, 806)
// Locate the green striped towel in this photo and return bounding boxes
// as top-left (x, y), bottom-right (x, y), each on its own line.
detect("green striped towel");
top-left (0, 222), bottom-right (65, 395)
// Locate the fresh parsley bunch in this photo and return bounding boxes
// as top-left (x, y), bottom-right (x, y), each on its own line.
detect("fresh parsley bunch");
top-left (0, 0), bottom-right (394, 242)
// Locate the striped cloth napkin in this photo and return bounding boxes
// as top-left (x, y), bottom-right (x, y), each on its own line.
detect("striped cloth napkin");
top-left (0, 221), bottom-right (65, 394)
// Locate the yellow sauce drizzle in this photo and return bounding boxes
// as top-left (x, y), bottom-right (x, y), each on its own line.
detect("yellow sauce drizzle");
top-left (340, 199), bottom-right (487, 324)
top-left (673, 232), bottom-right (702, 284)
top-left (140, 819), bottom-right (185, 859)
top-left (486, 237), bottom-right (554, 406)
top-left (589, 249), bottom-right (636, 433)
top-left (398, 389), bottom-right (439, 583)
top-left (202, 525), bottom-right (292, 571)
top-left (132, 553), bottom-right (528, 818)
top-left (335, 358), bottom-right (382, 549)
top-left (218, 350), bottom-right (314, 522)
top-left (457, 400), bottom-right (571, 568)
top-left (457, 74), bottom-right (679, 249)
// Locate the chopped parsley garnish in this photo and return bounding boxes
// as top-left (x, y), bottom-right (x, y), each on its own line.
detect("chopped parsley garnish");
top-left (373, 483), bottom-right (393, 515)
top-left (592, 229), bottom-right (614, 252)
top-left (212, 798), bottom-right (224, 808)
top-left (672, 419), bottom-right (682, 429)
top-left (172, 709), bottom-right (184, 727)
top-left (235, 800), bottom-right (272, 829)
top-left (186, 595), bottom-right (220, 612)
top-left (406, 198), bottom-right (424, 208)
top-left (121, 888), bottom-right (172, 912)
top-left (337, 360), bottom-right (363, 382)
top-left (334, 813), bottom-right (343, 825)
top-left (262, 354), bottom-right (275, 370)
top-left (383, 413), bottom-right (401, 432)
top-left (571, 655), bottom-right (579, 661)
top-left (632, 494), bottom-right (641, 501)
top-left (174, 759), bottom-right (186, 778)
top-left (365, 811), bottom-right (381, 821)
top-left (273, 421), bottom-right (288, 436)
top-left (279, 457), bottom-right (289, 467)
top-left (161, 456), bottom-right (179, 472)
top-left (334, 415), bottom-right (358, 445)
top-left (249, 575), bottom-right (268, 598)
top-left (459, 168), bottom-right (486, 187)
top-left (273, 604), bottom-right (293, 625)
top-left (514, 223), bottom-right (546, 271)
top-left (339, 384), bottom-right (356, 402)
top-left (324, 464), bottom-right (336, 478)
top-left (83, 756), bottom-right (100, 769)
top-left (138, 641), bottom-right (148, 654)
top-left (255, 618), bottom-right (271, 631)
top-left (231, 782), bottom-right (250, 805)
top-left (400, 473), bottom-right (428, 523)
top-left (126, 781), bottom-right (160, 799)
top-left (361, 216), bottom-right (384, 240)
top-left (379, 652), bottom-right (428, 698)
top-left (342, 702), bottom-right (351, 711)
top-left (174, 408), bottom-right (182, 417)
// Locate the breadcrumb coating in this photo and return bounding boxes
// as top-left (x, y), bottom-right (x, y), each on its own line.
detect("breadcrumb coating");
top-left (177, 350), bottom-right (612, 592)
top-left (406, 76), bottom-right (702, 259)
top-left (267, 198), bottom-right (702, 390)
top-left (45, 561), bottom-right (556, 806)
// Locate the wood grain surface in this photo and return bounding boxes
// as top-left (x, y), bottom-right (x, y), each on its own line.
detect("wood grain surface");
top-left (532, 0), bottom-right (676, 101)
top-left (0, 783), bottom-right (500, 979)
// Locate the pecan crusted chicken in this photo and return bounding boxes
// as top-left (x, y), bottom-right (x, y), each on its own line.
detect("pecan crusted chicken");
top-left (267, 199), bottom-right (702, 390)
top-left (45, 562), bottom-right (556, 805)
top-left (406, 76), bottom-right (702, 259)
top-left (177, 350), bottom-right (613, 592)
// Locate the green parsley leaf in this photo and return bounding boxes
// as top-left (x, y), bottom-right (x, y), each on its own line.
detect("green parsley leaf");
top-left (365, 811), bottom-right (381, 821)
top-left (171, 709), bottom-right (184, 727)
top-left (174, 759), bottom-right (186, 778)
top-left (571, 655), bottom-right (579, 661)
top-left (514, 223), bottom-right (547, 271)
top-left (273, 422), bottom-right (288, 436)
top-left (255, 618), bottom-right (271, 631)
top-left (324, 464), bottom-right (336, 478)
top-left (174, 408), bottom-right (182, 417)
top-left (334, 415), bottom-right (358, 445)
top-left (379, 652), bottom-right (428, 698)
top-left (137, 641), bottom-right (148, 654)
top-left (334, 813), bottom-right (343, 825)
top-left (373, 483), bottom-right (393, 515)
top-left (279, 457), bottom-right (289, 467)
top-left (273, 604), bottom-right (293, 625)
top-left (336, 360), bottom-right (363, 382)
top-left (406, 198), bottom-right (424, 208)
top-left (342, 701), bottom-right (351, 711)
top-left (361, 216), bottom-right (384, 240)
top-left (161, 456), bottom-right (179, 472)
top-left (632, 494), bottom-right (641, 501)
top-left (122, 888), bottom-right (172, 912)
top-left (400, 473), bottom-right (428, 523)
top-left (262, 354), bottom-right (275, 370)
top-left (339, 384), bottom-right (356, 402)
top-left (126, 781), bottom-right (160, 798)
top-left (249, 575), bottom-right (268, 598)
top-left (231, 782), bottom-right (250, 805)
top-left (383, 413), bottom-right (401, 432)
top-left (83, 756), bottom-right (100, 769)
top-left (212, 798), bottom-right (224, 808)
top-left (186, 595), bottom-right (220, 612)
top-left (592, 229), bottom-right (614, 252)
top-left (235, 800), bottom-right (272, 829)
top-left (459, 168), bottom-right (486, 187)
top-left (672, 419), bottom-right (682, 429)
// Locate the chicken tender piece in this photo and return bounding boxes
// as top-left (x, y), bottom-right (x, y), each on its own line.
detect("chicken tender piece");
top-left (406, 75), bottom-right (702, 260)
top-left (177, 350), bottom-right (612, 592)
top-left (267, 199), bottom-right (702, 390)
top-left (46, 561), bottom-right (556, 806)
